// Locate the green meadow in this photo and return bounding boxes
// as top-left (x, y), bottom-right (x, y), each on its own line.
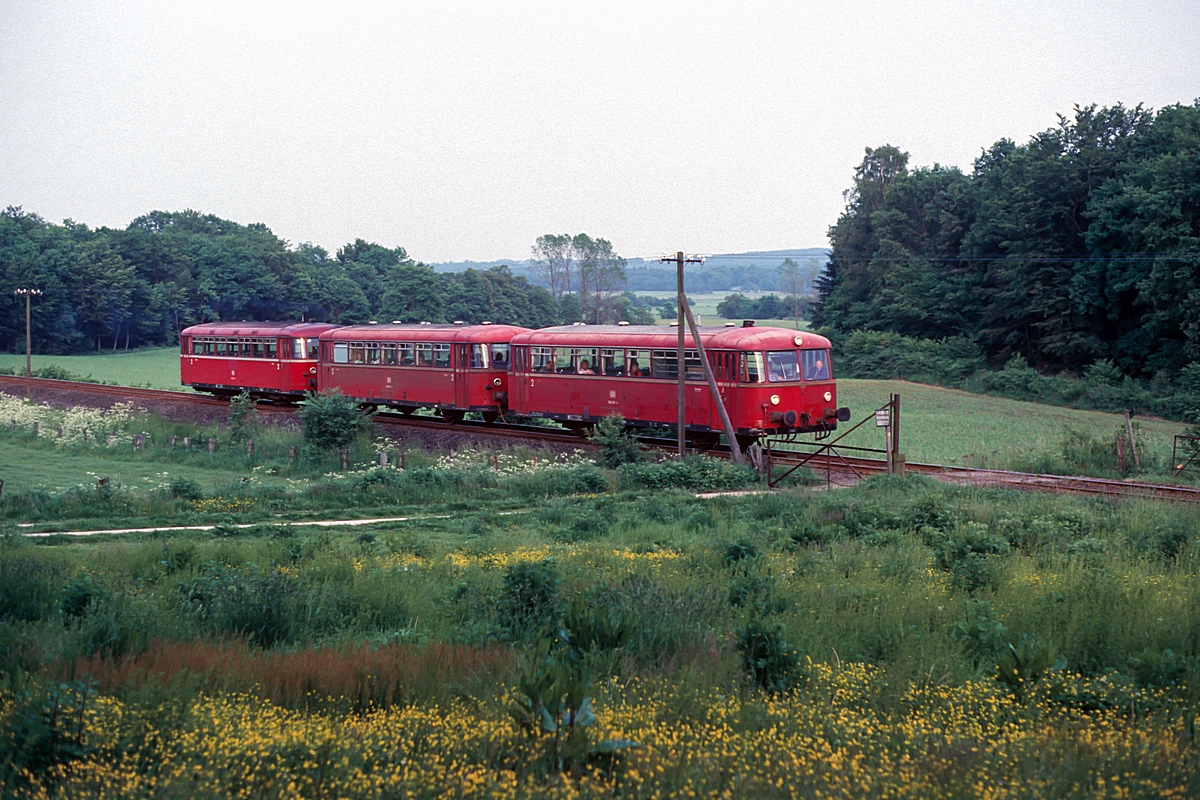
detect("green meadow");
top-left (0, 346), bottom-right (186, 390)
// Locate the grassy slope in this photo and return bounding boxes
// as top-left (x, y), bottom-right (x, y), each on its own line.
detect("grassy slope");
top-left (0, 347), bottom-right (186, 390)
top-left (836, 379), bottom-right (1187, 472)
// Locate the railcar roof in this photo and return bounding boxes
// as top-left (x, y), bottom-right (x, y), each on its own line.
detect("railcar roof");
top-left (511, 325), bottom-right (831, 350)
top-left (320, 323), bottom-right (530, 343)
top-left (181, 321), bottom-right (340, 337)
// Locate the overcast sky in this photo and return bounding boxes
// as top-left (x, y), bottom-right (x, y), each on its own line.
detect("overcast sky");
top-left (2, 1), bottom-right (1197, 263)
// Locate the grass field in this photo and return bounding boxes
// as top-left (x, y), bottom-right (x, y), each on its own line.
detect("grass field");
top-left (637, 290), bottom-right (809, 329)
top-left (836, 379), bottom-right (1188, 474)
top-left (0, 346), bottom-right (186, 390)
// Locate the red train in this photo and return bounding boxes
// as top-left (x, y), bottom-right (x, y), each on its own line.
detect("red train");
top-left (180, 321), bottom-right (338, 400)
top-left (181, 320), bottom-right (848, 442)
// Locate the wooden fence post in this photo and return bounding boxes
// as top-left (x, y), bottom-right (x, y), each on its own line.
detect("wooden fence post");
top-left (208, 437), bottom-right (215, 454)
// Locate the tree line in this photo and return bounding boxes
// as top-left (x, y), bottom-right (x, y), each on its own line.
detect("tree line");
top-left (0, 209), bottom-right (655, 354)
top-left (815, 101), bottom-right (1200, 382)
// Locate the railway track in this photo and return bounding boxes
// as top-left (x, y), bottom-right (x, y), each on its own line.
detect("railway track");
top-left (3, 374), bottom-right (1198, 504)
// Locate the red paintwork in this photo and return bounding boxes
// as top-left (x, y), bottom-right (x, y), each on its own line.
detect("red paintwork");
top-left (509, 325), bottom-right (838, 436)
top-left (180, 321), bottom-right (340, 398)
top-left (317, 324), bottom-right (530, 414)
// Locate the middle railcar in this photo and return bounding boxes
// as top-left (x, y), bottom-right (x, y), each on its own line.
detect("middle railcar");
top-left (318, 323), bottom-right (530, 421)
top-left (509, 324), bottom-right (849, 441)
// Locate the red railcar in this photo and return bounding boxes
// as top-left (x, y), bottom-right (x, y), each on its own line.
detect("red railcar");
top-left (317, 323), bottom-right (529, 421)
top-left (180, 321), bottom-right (340, 400)
top-left (509, 324), bottom-right (848, 442)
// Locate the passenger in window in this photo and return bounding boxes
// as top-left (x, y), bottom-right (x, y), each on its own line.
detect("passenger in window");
top-left (628, 358), bottom-right (645, 377)
top-left (577, 359), bottom-right (595, 375)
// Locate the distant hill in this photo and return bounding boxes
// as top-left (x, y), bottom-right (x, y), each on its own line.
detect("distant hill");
top-left (428, 247), bottom-right (829, 293)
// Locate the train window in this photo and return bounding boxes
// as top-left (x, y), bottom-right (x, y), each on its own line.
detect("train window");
top-left (192, 338), bottom-right (204, 355)
top-left (380, 344), bottom-right (397, 366)
top-left (652, 350), bottom-right (678, 380)
top-left (365, 343), bottom-right (380, 365)
top-left (626, 349), bottom-right (650, 377)
top-left (266, 340), bottom-right (277, 359)
top-left (397, 343), bottom-right (415, 366)
top-left (684, 350), bottom-right (704, 381)
top-left (801, 349), bottom-right (831, 381)
top-left (236, 339), bottom-right (249, 357)
top-left (347, 342), bottom-right (366, 364)
top-left (490, 343), bottom-right (510, 368)
top-left (332, 342), bottom-right (349, 364)
top-left (308, 339), bottom-right (319, 359)
top-left (416, 343), bottom-right (433, 366)
top-left (554, 348), bottom-right (574, 374)
top-left (204, 337), bottom-right (215, 355)
top-left (601, 349), bottom-right (624, 376)
top-left (215, 338), bottom-right (228, 355)
top-left (433, 343), bottom-right (451, 368)
top-left (251, 338), bottom-right (265, 358)
top-left (766, 350), bottom-right (800, 382)
top-left (291, 338), bottom-right (304, 359)
top-left (469, 344), bottom-right (489, 369)
top-left (531, 347), bottom-right (554, 373)
top-left (740, 352), bottom-right (765, 383)
top-left (574, 348), bottom-right (599, 375)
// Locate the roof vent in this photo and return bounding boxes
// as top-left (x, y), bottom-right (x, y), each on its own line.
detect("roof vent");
top-left (453, 320), bottom-right (465, 325)
top-left (669, 321), bottom-right (679, 327)
top-left (724, 322), bottom-right (737, 327)
top-left (368, 320), bottom-right (378, 324)
top-left (420, 321), bottom-right (432, 325)
top-left (617, 321), bottom-right (630, 326)
top-left (481, 321), bottom-right (492, 325)
top-left (742, 320), bottom-right (756, 328)
top-left (572, 322), bottom-right (587, 326)
top-left (391, 320), bottom-right (403, 324)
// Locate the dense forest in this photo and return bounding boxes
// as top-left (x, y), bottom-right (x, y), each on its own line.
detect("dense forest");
top-left (0, 211), bottom-right (659, 354)
top-left (815, 102), bottom-right (1200, 382)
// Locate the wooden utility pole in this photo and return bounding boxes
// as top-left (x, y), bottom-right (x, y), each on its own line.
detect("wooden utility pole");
top-left (15, 289), bottom-right (41, 399)
top-left (662, 252), bottom-right (744, 465)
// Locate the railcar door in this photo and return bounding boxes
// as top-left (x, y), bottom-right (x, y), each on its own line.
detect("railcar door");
top-left (454, 344), bottom-right (470, 409)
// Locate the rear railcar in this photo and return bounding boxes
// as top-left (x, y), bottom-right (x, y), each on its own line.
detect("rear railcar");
top-left (318, 323), bottom-right (528, 421)
top-left (180, 322), bottom-right (339, 400)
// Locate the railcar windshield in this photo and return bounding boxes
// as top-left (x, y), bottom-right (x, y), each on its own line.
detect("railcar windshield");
top-left (470, 344), bottom-right (489, 369)
top-left (490, 344), bottom-right (509, 368)
top-left (766, 350), bottom-right (801, 382)
top-left (801, 349), bottom-right (831, 381)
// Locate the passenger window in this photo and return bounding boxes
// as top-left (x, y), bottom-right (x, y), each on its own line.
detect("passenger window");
top-left (801, 349), bottom-right (831, 381)
top-left (365, 343), bottom-right (380, 365)
top-left (490, 343), bottom-right (510, 368)
top-left (652, 350), bottom-right (678, 380)
top-left (332, 343), bottom-right (349, 364)
top-left (381, 344), bottom-right (396, 365)
top-left (626, 349), bottom-right (650, 377)
top-left (684, 350), bottom-right (704, 381)
top-left (601, 349), bottom-right (624, 376)
top-left (554, 348), bottom-right (574, 374)
top-left (574, 348), bottom-right (599, 375)
top-left (252, 338), bottom-right (265, 358)
top-left (266, 340), bottom-right (277, 359)
top-left (307, 339), bottom-right (319, 359)
top-left (192, 339), bottom-right (203, 355)
top-left (433, 343), bottom-right (451, 368)
top-left (348, 342), bottom-right (366, 364)
top-left (532, 347), bottom-right (554, 373)
top-left (397, 343), bottom-right (415, 366)
top-left (470, 344), bottom-right (488, 369)
top-left (215, 338), bottom-right (228, 356)
top-left (740, 352), bottom-right (765, 383)
top-left (416, 343), bottom-right (433, 366)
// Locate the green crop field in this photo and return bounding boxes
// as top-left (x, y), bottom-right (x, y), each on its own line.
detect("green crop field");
top-left (0, 346), bottom-right (187, 390)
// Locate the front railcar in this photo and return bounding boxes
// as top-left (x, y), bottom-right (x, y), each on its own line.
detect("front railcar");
top-left (180, 321), bottom-right (339, 400)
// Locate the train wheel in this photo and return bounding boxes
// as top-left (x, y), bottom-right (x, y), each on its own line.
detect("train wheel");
top-left (399, 407), bottom-right (415, 416)
top-left (482, 411), bottom-right (500, 425)
top-left (689, 431), bottom-right (721, 450)
top-left (441, 409), bottom-right (465, 425)
top-left (735, 434), bottom-right (759, 452)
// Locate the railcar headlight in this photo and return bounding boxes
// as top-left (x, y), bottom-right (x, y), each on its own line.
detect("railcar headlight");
top-left (794, 335), bottom-right (803, 346)
top-left (770, 394), bottom-right (780, 406)
top-left (493, 378), bottom-right (502, 387)
top-left (309, 367), bottom-right (317, 375)
top-left (824, 391), bottom-right (832, 402)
